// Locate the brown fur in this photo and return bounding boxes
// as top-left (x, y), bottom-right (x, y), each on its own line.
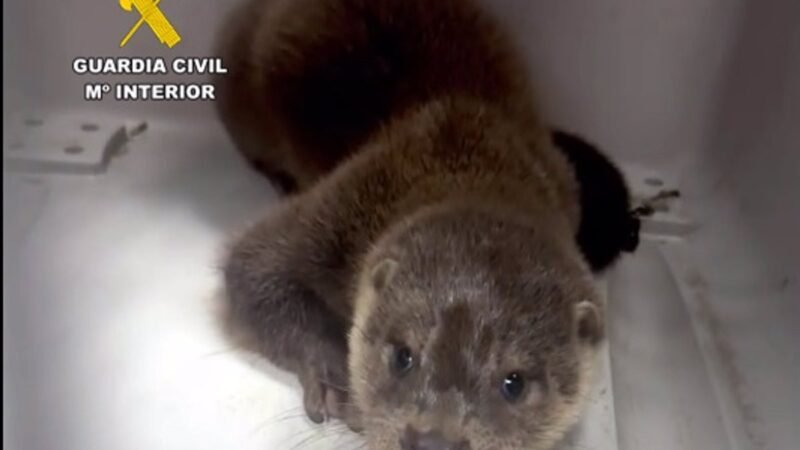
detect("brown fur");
top-left (216, 0), bottom-right (606, 448)
top-left (213, 0), bottom-right (565, 194)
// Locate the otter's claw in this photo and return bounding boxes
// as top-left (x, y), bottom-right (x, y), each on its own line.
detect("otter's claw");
top-left (300, 373), bottom-right (362, 431)
top-left (301, 378), bottom-right (327, 424)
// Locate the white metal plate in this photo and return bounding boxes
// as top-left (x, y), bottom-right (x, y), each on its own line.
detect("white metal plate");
top-left (3, 110), bottom-right (129, 174)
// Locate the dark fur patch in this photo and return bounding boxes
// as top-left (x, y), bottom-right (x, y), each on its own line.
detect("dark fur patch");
top-left (429, 303), bottom-right (475, 393)
top-left (551, 130), bottom-right (641, 272)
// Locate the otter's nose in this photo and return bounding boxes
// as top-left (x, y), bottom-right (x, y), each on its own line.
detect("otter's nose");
top-left (400, 427), bottom-right (469, 450)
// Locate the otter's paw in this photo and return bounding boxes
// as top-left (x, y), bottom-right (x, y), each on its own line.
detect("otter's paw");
top-left (299, 370), bottom-right (361, 430)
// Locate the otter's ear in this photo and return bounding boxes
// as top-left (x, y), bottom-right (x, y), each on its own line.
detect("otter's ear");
top-left (370, 258), bottom-right (398, 291)
top-left (574, 301), bottom-right (604, 345)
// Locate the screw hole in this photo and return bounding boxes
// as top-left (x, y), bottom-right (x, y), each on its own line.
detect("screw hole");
top-left (24, 118), bottom-right (44, 127)
top-left (64, 145), bottom-right (85, 155)
top-left (81, 123), bottom-right (100, 132)
top-left (644, 177), bottom-right (664, 187)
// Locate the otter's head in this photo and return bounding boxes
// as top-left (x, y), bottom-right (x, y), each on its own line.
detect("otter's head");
top-left (348, 206), bottom-right (604, 450)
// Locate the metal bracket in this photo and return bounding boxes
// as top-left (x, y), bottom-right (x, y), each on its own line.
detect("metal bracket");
top-left (3, 110), bottom-right (147, 175)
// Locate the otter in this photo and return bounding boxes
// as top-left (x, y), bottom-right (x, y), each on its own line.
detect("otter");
top-left (215, 0), bottom-right (636, 448)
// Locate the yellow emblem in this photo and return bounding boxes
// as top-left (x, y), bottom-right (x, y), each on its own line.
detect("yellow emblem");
top-left (119, 0), bottom-right (181, 48)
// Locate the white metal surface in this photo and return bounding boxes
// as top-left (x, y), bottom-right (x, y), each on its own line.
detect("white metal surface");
top-left (3, 110), bottom-right (134, 174)
top-left (4, 1), bottom-right (799, 449)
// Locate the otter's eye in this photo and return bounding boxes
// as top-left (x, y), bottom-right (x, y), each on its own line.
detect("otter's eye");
top-left (391, 346), bottom-right (414, 376)
top-left (501, 372), bottom-right (525, 402)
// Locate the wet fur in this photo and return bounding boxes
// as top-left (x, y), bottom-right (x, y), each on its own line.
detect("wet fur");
top-left (215, 0), bottom-right (631, 448)
top-left (224, 98), bottom-right (602, 448)
top-left (213, 0), bottom-right (549, 191)
top-left (213, 0), bottom-right (637, 272)
top-left (349, 201), bottom-right (603, 449)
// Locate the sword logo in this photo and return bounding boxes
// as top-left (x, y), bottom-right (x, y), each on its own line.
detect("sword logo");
top-left (119, 0), bottom-right (181, 48)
